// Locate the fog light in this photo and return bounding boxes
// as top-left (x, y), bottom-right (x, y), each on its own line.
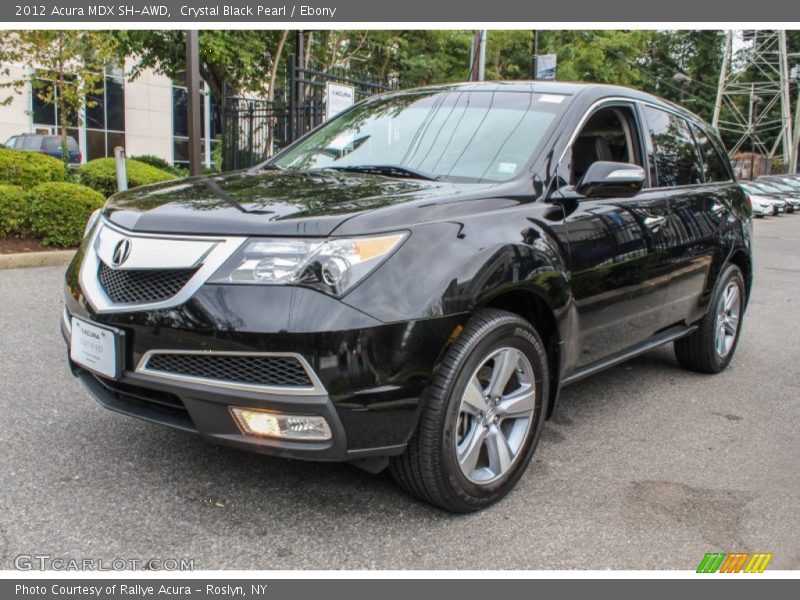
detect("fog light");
top-left (230, 407), bottom-right (332, 441)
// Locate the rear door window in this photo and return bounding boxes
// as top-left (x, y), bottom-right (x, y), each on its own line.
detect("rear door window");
top-left (642, 106), bottom-right (703, 187)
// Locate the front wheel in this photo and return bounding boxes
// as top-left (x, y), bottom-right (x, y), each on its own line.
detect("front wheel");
top-left (390, 309), bottom-right (548, 512)
top-left (674, 264), bottom-right (745, 374)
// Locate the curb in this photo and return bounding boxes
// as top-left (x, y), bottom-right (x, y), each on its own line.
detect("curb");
top-left (0, 250), bottom-right (75, 270)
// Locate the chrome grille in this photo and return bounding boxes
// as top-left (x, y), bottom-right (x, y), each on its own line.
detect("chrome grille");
top-left (143, 353), bottom-right (314, 388)
top-left (98, 262), bottom-right (197, 305)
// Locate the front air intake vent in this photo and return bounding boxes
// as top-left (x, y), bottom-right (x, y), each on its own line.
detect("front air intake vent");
top-left (98, 262), bottom-right (197, 305)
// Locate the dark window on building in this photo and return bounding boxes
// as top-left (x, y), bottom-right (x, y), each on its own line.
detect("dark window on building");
top-left (642, 106), bottom-right (703, 187)
top-left (31, 71), bottom-right (125, 161)
top-left (85, 74), bottom-right (126, 161)
top-left (691, 124), bottom-right (732, 183)
top-left (173, 87), bottom-right (188, 138)
top-left (172, 83), bottom-right (221, 168)
top-left (31, 79), bottom-right (56, 126)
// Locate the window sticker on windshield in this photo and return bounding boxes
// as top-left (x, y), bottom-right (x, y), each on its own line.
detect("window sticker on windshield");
top-left (539, 94), bottom-right (565, 103)
top-left (497, 162), bottom-right (518, 174)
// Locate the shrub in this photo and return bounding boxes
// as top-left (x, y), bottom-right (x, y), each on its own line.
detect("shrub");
top-left (130, 154), bottom-right (183, 175)
top-left (0, 147), bottom-right (65, 188)
top-left (0, 185), bottom-right (27, 236)
top-left (26, 182), bottom-right (105, 247)
top-left (78, 157), bottom-right (178, 197)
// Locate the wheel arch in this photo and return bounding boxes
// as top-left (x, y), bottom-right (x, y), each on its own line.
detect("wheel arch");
top-left (479, 287), bottom-right (564, 419)
top-left (728, 248), bottom-right (753, 305)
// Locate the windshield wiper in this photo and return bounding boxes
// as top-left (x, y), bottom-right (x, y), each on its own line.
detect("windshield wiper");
top-left (322, 164), bottom-right (438, 181)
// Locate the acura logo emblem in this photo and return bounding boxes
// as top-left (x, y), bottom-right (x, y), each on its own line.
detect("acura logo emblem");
top-left (111, 238), bottom-right (132, 267)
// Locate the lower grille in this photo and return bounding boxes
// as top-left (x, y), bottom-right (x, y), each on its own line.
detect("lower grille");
top-left (142, 353), bottom-right (315, 388)
top-left (98, 262), bottom-right (197, 304)
top-left (90, 373), bottom-right (194, 429)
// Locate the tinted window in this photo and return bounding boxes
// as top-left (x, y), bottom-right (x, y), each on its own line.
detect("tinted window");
top-left (691, 124), bottom-right (731, 182)
top-left (41, 136), bottom-right (79, 152)
top-left (642, 106), bottom-right (703, 187)
top-left (19, 136), bottom-right (42, 150)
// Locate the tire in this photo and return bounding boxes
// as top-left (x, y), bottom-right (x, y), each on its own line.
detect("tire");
top-left (390, 309), bottom-right (548, 513)
top-left (674, 264), bottom-right (745, 374)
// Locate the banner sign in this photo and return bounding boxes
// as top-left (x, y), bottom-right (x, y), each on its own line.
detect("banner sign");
top-left (3, 0), bottom-right (800, 22)
top-left (325, 82), bottom-right (356, 120)
top-left (536, 54), bottom-right (557, 80)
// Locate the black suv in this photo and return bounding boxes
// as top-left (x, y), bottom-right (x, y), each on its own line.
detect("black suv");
top-left (6, 133), bottom-right (82, 164)
top-left (62, 83), bottom-right (752, 512)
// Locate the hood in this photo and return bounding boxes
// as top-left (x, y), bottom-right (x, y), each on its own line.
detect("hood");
top-left (103, 168), bottom-right (511, 237)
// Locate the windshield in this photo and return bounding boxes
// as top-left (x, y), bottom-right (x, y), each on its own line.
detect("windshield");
top-left (742, 183), bottom-right (765, 194)
top-left (271, 90), bottom-right (569, 182)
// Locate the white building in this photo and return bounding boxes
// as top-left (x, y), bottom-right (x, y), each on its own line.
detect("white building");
top-left (0, 58), bottom-right (219, 167)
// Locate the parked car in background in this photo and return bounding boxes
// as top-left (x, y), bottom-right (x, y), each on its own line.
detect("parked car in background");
top-left (5, 133), bottom-right (81, 165)
top-left (746, 192), bottom-right (774, 217)
top-left (61, 82), bottom-right (753, 512)
top-left (750, 180), bottom-right (800, 213)
top-left (740, 182), bottom-right (785, 215)
top-left (756, 175), bottom-right (800, 191)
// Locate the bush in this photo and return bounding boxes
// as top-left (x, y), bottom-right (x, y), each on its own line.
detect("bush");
top-left (78, 157), bottom-right (178, 197)
top-left (130, 154), bottom-right (183, 176)
top-left (0, 147), bottom-right (65, 188)
top-left (26, 182), bottom-right (105, 247)
top-left (0, 185), bottom-right (27, 236)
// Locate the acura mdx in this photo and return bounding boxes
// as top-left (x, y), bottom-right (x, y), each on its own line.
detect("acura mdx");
top-left (62, 82), bottom-right (752, 512)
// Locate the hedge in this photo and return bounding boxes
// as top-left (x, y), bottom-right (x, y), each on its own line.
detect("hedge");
top-left (26, 182), bottom-right (105, 247)
top-left (0, 185), bottom-right (27, 237)
top-left (78, 157), bottom-right (178, 197)
top-left (130, 154), bottom-right (183, 176)
top-left (0, 147), bottom-right (65, 188)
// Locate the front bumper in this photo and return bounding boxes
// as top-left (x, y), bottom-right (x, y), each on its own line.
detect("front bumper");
top-left (62, 282), bottom-right (464, 462)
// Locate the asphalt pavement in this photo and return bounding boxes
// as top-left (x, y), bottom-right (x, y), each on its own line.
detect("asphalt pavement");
top-left (1, 216), bottom-right (798, 570)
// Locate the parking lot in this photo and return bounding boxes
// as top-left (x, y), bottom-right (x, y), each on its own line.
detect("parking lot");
top-left (0, 216), bottom-right (798, 571)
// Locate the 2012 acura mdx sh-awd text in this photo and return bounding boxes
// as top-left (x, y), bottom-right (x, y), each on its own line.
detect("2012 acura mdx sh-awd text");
top-left (62, 82), bottom-right (753, 512)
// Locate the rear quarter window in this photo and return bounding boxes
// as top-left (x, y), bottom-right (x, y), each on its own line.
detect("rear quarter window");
top-left (691, 124), bottom-right (733, 183)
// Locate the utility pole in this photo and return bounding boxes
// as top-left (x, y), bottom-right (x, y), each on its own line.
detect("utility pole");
top-left (532, 30), bottom-right (539, 79)
top-left (186, 30), bottom-right (202, 176)
top-left (469, 30), bottom-right (486, 82)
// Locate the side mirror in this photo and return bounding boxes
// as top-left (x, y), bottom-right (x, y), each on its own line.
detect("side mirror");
top-left (576, 161), bottom-right (645, 198)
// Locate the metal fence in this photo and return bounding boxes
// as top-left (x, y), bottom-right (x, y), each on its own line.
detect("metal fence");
top-left (221, 97), bottom-right (288, 171)
top-left (221, 55), bottom-right (397, 170)
top-left (287, 55), bottom-right (397, 142)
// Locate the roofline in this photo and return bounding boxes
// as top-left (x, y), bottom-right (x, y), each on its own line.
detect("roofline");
top-left (379, 81), bottom-right (711, 127)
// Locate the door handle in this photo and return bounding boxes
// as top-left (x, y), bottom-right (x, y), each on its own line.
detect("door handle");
top-left (643, 214), bottom-right (667, 231)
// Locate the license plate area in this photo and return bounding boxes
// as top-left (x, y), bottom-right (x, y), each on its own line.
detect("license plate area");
top-left (69, 317), bottom-right (125, 379)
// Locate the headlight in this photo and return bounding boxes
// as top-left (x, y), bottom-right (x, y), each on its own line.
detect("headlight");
top-left (84, 209), bottom-right (102, 238)
top-left (209, 232), bottom-right (408, 296)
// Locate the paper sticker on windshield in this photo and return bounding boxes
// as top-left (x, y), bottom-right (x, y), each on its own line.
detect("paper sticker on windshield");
top-left (539, 94), bottom-right (565, 104)
top-left (498, 162), bottom-right (518, 175)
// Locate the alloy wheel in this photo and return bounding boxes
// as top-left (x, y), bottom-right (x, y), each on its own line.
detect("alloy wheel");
top-left (714, 281), bottom-right (741, 358)
top-left (455, 347), bottom-right (535, 484)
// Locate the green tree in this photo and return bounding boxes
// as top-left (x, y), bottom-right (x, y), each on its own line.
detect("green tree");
top-left (0, 30), bottom-right (119, 166)
top-left (115, 30), bottom-right (288, 99)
